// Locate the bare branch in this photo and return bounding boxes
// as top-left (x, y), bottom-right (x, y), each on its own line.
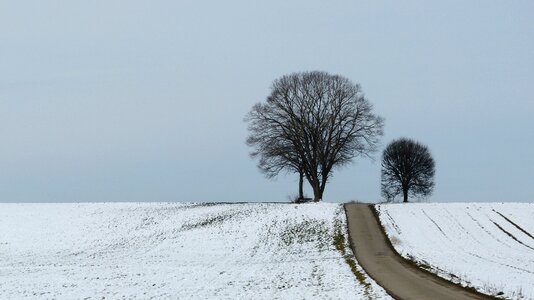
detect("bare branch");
top-left (245, 71), bottom-right (384, 201)
top-left (381, 138), bottom-right (435, 202)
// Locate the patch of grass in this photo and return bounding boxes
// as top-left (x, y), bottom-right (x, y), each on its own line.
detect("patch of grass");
top-left (405, 254), bottom-right (432, 270)
top-left (333, 228), bottom-right (345, 254)
top-left (418, 262), bottom-right (431, 270)
top-left (278, 219), bottom-right (329, 250)
top-left (181, 212), bottom-right (237, 231)
top-left (254, 218), bottom-right (331, 254)
top-left (196, 202), bottom-right (220, 207)
top-left (310, 264), bottom-right (324, 288)
top-left (333, 219), bottom-right (372, 296)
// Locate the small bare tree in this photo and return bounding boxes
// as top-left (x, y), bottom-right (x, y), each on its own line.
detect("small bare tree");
top-left (247, 127), bottom-right (306, 200)
top-left (246, 71), bottom-right (384, 202)
top-left (381, 138), bottom-right (435, 202)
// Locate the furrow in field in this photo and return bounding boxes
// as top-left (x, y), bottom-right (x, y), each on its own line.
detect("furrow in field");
top-left (466, 211), bottom-right (513, 250)
top-left (377, 203), bottom-right (534, 300)
top-left (422, 210), bottom-right (451, 241)
top-left (493, 210), bottom-right (534, 241)
top-left (444, 209), bottom-right (483, 245)
top-left (424, 209), bottom-right (530, 275)
top-left (490, 221), bottom-right (534, 251)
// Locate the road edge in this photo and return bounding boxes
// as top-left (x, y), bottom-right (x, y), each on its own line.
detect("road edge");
top-left (343, 204), bottom-right (403, 300)
top-left (361, 203), bottom-right (500, 300)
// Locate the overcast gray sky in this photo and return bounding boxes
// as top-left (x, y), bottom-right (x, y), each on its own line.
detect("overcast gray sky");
top-left (1, 1), bottom-right (533, 203)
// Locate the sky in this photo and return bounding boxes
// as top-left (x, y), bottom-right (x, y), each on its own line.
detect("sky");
top-left (1, 1), bottom-right (533, 203)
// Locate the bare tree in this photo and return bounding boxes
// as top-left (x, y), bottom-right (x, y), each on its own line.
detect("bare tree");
top-left (246, 71), bottom-right (384, 202)
top-left (381, 138), bottom-right (435, 202)
top-left (246, 125), bottom-right (306, 200)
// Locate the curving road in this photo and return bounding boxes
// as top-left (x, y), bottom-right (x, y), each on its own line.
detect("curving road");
top-left (344, 203), bottom-right (496, 300)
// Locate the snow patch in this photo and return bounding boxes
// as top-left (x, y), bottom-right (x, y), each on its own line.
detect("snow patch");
top-left (0, 202), bottom-right (390, 299)
top-left (377, 203), bottom-right (534, 299)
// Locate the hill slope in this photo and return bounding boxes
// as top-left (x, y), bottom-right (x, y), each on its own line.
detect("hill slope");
top-left (377, 203), bottom-right (534, 299)
top-left (0, 202), bottom-right (389, 299)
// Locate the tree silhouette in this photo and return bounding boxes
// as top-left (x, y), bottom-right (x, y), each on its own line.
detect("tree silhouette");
top-left (381, 138), bottom-right (435, 202)
top-left (246, 71), bottom-right (384, 201)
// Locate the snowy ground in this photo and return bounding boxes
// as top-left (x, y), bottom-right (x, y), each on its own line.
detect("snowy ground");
top-left (377, 203), bottom-right (534, 299)
top-left (0, 202), bottom-right (389, 299)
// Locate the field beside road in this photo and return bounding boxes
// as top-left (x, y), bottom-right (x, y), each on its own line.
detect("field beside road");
top-left (0, 202), bottom-right (389, 299)
top-left (377, 203), bottom-right (534, 299)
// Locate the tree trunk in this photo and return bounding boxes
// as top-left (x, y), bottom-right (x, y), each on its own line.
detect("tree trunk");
top-left (403, 189), bottom-right (408, 203)
top-left (305, 170), bottom-right (323, 202)
top-left (298, 170), bottom-right (304, 200)
top-left (312, 183), bottom-right (322, 202)
top-left (319, 173), bottom-right (328, 202)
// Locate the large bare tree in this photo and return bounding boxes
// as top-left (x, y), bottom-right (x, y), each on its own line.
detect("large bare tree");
top-left (381, 138), bottom-right (435, 202)
top-left (246, 71), bottom-right (384, 202)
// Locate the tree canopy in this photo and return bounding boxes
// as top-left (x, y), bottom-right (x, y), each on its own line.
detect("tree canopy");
top-left (246, 71), bottom-right (384, 201)
top-left (381, 138), bottom-right (435, 202)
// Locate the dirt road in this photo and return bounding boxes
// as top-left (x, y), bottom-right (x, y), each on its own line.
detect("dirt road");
top-left (345, 204), bottom-right (496, 300)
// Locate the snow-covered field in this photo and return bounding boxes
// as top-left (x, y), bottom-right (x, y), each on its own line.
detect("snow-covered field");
top-left (0, 202), bottom-right (389, 299)
top-left (377, 203), bottom-right (534, 299)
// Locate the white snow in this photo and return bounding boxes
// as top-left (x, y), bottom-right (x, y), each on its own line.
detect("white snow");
top-left (377, 203), bottom-right (534, 299)
top-left (0, 202), bottom-right (390, 299)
